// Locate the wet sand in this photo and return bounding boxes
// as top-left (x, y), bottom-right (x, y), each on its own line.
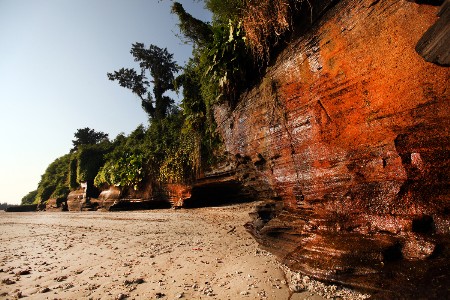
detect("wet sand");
top-left (0, 203), bottom-right (366, 299)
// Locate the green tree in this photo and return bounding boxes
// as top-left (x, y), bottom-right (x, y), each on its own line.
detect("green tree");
top-left (172, 2), bottom-right (252, 105)
top-left (74, 142), bottom-right (112, 184)
top-left (95, 151), bottom-right (145, 190)
top-left (35, 154), bottom-right (72, 204)
top-left (72, 127), bottom-right (109, 152)
top-left (204, 0), bottom-right (243, 24)
top-left (21, 190), bottom-right (38, 205)
top-left (171, 2), bottom-right (213, 47)
top-left (108, 43), bottom-right (180, 120)
top-left (94, 125), bottom-right (151, 190)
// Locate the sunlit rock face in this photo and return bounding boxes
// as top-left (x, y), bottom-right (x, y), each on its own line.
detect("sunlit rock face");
top-left (98, 184), bottom-right (170, 211)
top-left (98, 186), bottom-right (121, 210)
top-left (215, 0), bottom-right (450, 297)
top-left (45, 198), bottom-right (67, 211)
top-left (67, 189), bottom-right (85, 211)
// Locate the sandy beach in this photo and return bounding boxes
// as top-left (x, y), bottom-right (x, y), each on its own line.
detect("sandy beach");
top-left (0, 203), bottom-right (366, 300)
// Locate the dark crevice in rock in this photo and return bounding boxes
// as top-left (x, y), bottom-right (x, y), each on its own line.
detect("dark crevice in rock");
top-left (183, 180), bottom-right (255, 208)
top-left (409, 0), bottom-right (445, 5)
top-left (412, 215), bottom-right (435, 234)
top-left (382, 243), bottom-right (403, 262)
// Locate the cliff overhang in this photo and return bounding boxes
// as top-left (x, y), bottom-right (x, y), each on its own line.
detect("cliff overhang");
top-left (211, 0), bottom-right (450, 297)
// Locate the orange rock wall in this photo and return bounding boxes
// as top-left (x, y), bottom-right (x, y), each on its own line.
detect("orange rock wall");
top-left (215, 0), bottom-right (449, 296)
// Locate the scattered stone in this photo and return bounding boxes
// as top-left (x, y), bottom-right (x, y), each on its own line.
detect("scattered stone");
top-left (1, 278), bottom-right (15, 285)
top-left (133, 277), bottom-right (145, 284)
top-left (123, 279), bottom-right (132, 286)
top-left (257, 290), bottom-right (267, 297)
top-left (15, 291), bottom-right (23, 298)
top-left (290, 284), bottom-right (305, 292)
top-left (155, 292), bottom-right (165, 298)
top-left (127, 285), bottom-right (137, 292)
top-left (227, 226), bottom-right (236, 234)
top-left (124, 277), bottom-right (145, 286)
top-left (202, 286), bottom-right (215, 296)
top-left (54, 275), bottom-right (67, 282)
top-left (57, 282), bottom-right (74, 290)
top-left (116, 293), bottom-right (127, 300)
top-left (279, 261), bottom-right (370, 299)
top-left (16, 270), bottom-right (30, 276)
top-left (175, 292), bottom-right (184, 298)
top-left (240, 291), bottom-right (250, 295)
top-left (39, 287), bottom-right (50, 293)
top-left (87, 283), bottom-right (100, 291)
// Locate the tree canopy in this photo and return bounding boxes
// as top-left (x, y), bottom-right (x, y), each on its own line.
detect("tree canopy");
top-left (21, 190), bottom-right (38, 205)
top-left (108, 43), bottom-right (180, 120)
top-left (72, 127), bottom-right (109, 152)
top-left (171, 2), bottom-right (213, 47)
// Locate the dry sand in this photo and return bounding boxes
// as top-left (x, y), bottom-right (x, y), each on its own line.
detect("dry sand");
top-left (0, 203), bottom-right (367, 300)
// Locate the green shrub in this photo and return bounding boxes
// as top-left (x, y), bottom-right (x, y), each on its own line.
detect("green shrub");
top-left (95, 151), bottom-right (145, 190)
top-left (76, 144), bottom-right (110, 183)
top-left (35, 154), bottom-right (72, 204)
top-left (202, 20), bottom-right (251, 105)
top-left (21, 190), bottom-right (38, 205)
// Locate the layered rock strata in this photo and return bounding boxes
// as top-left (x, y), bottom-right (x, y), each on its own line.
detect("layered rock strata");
top-left (45, 198), bottom-right (68, 212)
top-left (97, 185), bottom-right (170, 211)
top-left (213, 0), bottom-right (450, 297)
top-left (416, 0), bottom-right (450, 65)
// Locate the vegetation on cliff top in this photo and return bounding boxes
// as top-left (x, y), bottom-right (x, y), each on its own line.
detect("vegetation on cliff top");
top-left (22, 0), bottom-right (303, 205)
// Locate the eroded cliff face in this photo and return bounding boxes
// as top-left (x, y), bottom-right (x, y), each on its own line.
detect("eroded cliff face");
top-left (214, 0), bottom-right (449, 297)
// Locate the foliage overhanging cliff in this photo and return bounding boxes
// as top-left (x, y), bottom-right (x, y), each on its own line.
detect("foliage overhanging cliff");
top-left (24, 0), bottom-right (284, 205)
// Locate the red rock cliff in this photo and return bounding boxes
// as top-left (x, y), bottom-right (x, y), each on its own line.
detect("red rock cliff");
top-left (213, 0), bottom-right (450, 297)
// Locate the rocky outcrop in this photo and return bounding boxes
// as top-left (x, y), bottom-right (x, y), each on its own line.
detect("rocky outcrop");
top-left (45, 198), bottom-right (68, 212)
top-left (214, 0), bottom-right (449, 297)
top-left (97, 185), bottom-right (171, 211)
top-left (66, 189), bottom-right (85, 211)
top-left (98, 186), bottom-right (121, 210)
top-left (5, 204), bottom-right (38, 212)
top-left (165, 183), bottom-right (192, 207)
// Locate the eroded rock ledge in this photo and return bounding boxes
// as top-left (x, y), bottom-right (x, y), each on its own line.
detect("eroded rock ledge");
top-left (213, 0), bottom-right (449, 297)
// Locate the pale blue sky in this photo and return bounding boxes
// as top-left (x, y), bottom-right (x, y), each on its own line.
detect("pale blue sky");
top-left (0, 0), bottom-right (211, 204)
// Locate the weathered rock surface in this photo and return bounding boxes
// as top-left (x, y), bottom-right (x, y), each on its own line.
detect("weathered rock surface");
top-left (98, 185), bottom-right (170, 211)
top-left (66, 188), bottom-right (85, 211)
top-left (416, 0), bottom-right (450, 65)
top-left (45, 198), bottom-right (68, 212)
top-left (98, 186), bottom-right (121, 210)
top-left (213, 0), bottom-right (450, 297)
top-left (165, 183), bottom-right (192, 207)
